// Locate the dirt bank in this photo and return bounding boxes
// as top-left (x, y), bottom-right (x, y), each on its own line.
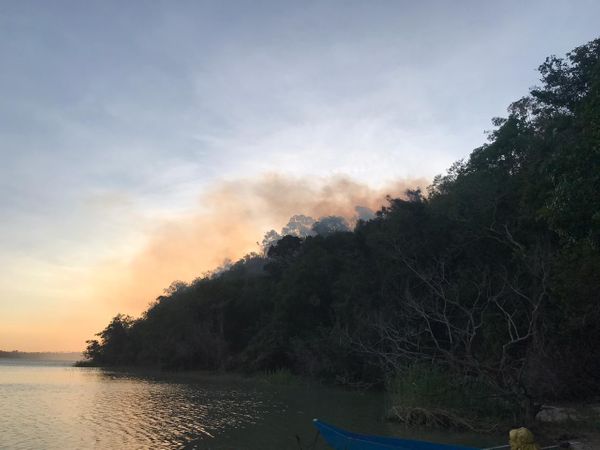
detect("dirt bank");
top-left (533, 402), bottom-right (600, 450)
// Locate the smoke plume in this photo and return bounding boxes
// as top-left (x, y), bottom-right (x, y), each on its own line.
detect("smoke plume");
top-left (92, 174), bottom-right (427, 314)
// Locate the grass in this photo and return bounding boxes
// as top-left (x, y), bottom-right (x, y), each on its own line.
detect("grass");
top-left (256, 368), bottom-right (303, 386)
top-left (385, 363), bottom-right (515, 429)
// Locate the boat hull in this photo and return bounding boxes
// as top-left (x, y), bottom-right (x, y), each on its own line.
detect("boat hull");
top-left (312, 419), bottom-right (481, 450)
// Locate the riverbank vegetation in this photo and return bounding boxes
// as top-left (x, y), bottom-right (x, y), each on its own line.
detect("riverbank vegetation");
top-left (82, 38), bottom-right (600, 423)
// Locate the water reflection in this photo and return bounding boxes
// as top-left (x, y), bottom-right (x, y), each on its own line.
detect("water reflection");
top-left (0, 360), bottom-right (501, 449)
top-left (0, 363), bottom-right (270, 449)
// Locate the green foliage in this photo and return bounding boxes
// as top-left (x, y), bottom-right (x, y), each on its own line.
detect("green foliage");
top-left (83, 314), bottom-right (135, 366)
top-left (256, 368), bottom-right (301, 386)
top-left (82, 38), bottom-right (600, 418)
top-left (387, 364), bottom-right (514, 420)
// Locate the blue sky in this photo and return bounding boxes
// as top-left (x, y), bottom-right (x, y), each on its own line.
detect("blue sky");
top-left (1, 0), bottom-right (599, 350)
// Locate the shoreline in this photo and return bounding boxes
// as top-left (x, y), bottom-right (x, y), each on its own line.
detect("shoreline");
top-left (74, 363), bottom-right (600, 448)
top-left (533, 402), bottom-right (600, 450)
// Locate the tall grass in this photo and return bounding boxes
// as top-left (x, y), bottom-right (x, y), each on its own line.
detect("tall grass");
top-left (386, 363), bottom-right (515, 428)
top-left (257, 368), bottom-right (301, 385)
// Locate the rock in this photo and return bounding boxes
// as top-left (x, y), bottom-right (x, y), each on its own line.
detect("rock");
top-left (535, 405), bottom-right (579, 423)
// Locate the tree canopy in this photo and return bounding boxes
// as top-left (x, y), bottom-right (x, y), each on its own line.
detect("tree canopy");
top-left (83, 38), bottom-right (600, 419)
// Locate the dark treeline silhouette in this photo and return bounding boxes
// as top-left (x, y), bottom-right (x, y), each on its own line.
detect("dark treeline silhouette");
top-left (0, 350), bottom-right (82, 361)
top-left (83, 39), bottom-right (600, 420)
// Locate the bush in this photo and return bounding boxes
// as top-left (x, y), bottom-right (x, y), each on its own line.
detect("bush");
top-left (386, 363), bottom-right (515, 427)
top-left (257, 368), bottom-right (301, 385)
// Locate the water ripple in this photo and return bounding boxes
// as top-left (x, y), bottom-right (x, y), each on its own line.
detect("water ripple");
top-left (0, 363), bottom-right (268, 449)
top-left (0, 360), bottom-right (496, 450)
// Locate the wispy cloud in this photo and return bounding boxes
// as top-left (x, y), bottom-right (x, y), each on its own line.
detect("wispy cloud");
top-left (1, 0), bottom-right (599, 350)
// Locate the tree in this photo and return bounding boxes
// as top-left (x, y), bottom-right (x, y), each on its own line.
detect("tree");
top-left (312, 216), bottom-right (350, 236)
top-left (281, 214), bottom-right (316, 238)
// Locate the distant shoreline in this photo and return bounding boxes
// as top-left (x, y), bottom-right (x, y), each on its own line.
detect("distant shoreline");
top-left (0, 350), bottom-right (83, 361)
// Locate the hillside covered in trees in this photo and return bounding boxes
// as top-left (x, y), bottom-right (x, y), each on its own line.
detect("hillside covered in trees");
top-left (83, 39), bottom-right (600, 420)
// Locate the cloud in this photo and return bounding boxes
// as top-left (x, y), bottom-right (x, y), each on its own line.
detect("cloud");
top-left (91, 174), bottom-right (428, 314)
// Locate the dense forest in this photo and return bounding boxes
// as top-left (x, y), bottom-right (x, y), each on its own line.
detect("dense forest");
top-left (83, 39), bottom-right (600, 421)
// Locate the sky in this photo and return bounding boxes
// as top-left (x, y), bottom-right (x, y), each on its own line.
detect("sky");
top-left (1, 0), bottom-right (599, 351)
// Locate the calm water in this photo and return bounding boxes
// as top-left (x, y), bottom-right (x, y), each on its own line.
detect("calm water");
top-left (0, 358), bottom-right (501, 449)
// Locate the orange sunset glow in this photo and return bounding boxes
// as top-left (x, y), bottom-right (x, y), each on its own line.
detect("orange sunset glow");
top-left (1, 174), bottom-right (425, 351)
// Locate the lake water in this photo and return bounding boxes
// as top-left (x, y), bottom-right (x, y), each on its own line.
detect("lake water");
top-left (0, 358), bottom-right (501, 449)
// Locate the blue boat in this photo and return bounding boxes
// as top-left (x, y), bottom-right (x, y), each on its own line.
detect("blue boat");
top-left (312, 419), bottom-right (488, 450)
